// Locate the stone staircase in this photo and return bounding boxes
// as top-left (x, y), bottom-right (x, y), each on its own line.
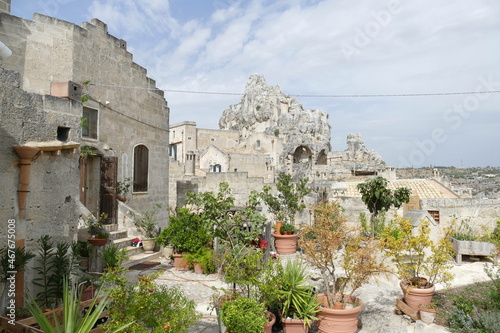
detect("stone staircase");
top-left (104, 224), bottom-right (162, 269)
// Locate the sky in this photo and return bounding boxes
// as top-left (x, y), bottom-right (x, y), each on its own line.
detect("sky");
top-left (11, 0), bottom-right (500, 168)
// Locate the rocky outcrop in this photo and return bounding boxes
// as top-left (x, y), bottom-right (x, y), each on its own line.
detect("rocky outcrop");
top-left (345, 133), bottom-right (384, 164)
top-left (219, 74), bottom-right (331, 148)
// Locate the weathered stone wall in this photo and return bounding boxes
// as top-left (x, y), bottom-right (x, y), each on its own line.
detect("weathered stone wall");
top-left (196, 128), bottom-right (239, 153)
top-left (0, 0), bottom-right (10, 14)
top-left (227, 152), bottom-right (273, 178)
top-left (0, 13), bottom-right (30, 78)
top-left (174, 172), bottom-right (267, 208)
top-left (420, 198), bottom-right (500, 231)
top-left (0, 66), bottom-right (81, 295)
top-left (1, 13), bottom-right (170, 225)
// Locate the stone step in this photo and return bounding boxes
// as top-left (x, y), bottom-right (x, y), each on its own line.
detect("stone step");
top-left (122, 251), bottom-right (162, 269)
top-left (103, 224), bottom-right (118, 232)
top-left (124, 245), bottom-right (145, 257)
top-left (109, 230), bottom-right (128, 241)
top-left (112, 237), bottom-right (136, 250)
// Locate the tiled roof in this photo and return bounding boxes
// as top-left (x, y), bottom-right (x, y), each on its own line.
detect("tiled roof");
top-left (345, 179), bottom-right (459, 199)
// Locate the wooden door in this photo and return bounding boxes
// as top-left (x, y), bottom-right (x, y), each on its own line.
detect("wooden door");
top-left (100, 156), bottom-right (117, 225)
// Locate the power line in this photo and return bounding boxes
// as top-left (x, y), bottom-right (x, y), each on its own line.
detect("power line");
top-left (89, 83), bottom-right (500, 98)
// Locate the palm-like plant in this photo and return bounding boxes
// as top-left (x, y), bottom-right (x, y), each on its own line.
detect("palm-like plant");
top-left (280, 259), bottom-right (319, 328)
top-left (27, 277), bottom-right (132, 333)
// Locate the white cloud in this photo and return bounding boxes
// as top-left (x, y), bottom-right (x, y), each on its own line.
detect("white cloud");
top-left (17, 0), bottom-right (499, 167)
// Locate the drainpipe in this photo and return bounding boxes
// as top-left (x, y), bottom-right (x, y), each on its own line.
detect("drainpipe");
top-left (13, 145), bottom-right (40, 220)
top-left (12, 145), bottom-right (39, 308)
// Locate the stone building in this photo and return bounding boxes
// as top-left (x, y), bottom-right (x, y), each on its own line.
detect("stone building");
top-left (169, 74), bottom-right (390, 222)
top-left (169, 74), bottom-right (500, 234)
top-left (0, 1), bottom-right (169, 307)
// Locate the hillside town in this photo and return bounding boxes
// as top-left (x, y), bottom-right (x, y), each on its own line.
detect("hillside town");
top-left (1, 1), bottom-right (499, 332)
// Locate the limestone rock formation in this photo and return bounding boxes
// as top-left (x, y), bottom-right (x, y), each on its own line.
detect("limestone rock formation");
top-left (219, 74), bottom-right (331, 149)
top-left (345, 133), bottom-right (384, 164)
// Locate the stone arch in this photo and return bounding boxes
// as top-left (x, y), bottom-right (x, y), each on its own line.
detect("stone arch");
top-left (293, 146), bottom-right (312, 164)
top-left (316, 149), bottom-right (327, 165)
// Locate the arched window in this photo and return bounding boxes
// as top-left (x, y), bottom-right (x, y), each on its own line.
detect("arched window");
top-left (133, 145), bottom-right (149, 192)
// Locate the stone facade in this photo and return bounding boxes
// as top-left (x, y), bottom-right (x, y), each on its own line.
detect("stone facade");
top-left (0, 65), bottom-right (81, 245)
top-left (0, 12), bottom-right (170, 228)
top-left (0, 7), bottom-right (169, 306)
top-left (0, 0), bottom-right (9, 15)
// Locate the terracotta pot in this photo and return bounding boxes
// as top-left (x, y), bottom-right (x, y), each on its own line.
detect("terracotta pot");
top-left (273, 233), bottom-right (298, 255)
top-left (316, 294), bottom-right (363, 333)
top-left (173, 253), bottom-right (189, 271)
top-left (87, 237), bottom-right (109, 246)
top-left (142, 238), bottom-right (156, 252)
top-left (193, 261), bottom-right (204, 274)
top-left (275, 221), bottom-right (283, 235)
top-left (117, 195), bottom-right (127, 202)
top-left (81, 285), bottom-right (97, 301)
top-left (419, 306), bottom-right (437, 324)
top-left (400, 280), bottom-right (435, 312)
top-left (78, 256), bottom-right (89, 271)
top-left (264, 311), bottom-right (276, 333)
top-left (282, 317), bottom-right (310, 333)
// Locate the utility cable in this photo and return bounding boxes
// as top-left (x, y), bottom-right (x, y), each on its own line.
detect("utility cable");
top-left (89, 82), bottom-right (500, 98)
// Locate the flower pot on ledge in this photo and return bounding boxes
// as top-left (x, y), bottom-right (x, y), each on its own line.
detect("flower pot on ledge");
top-left (273, 233), bottom-right (298, 255)
top-left (87, 236), bottom-right (109, 246)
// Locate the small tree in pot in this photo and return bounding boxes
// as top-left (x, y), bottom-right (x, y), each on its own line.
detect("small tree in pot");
top-left (381, 216), bottom-right (454, 311)
top-left (357, 176), bottom-right (411, 238)
top-left (258, 172), bottom-right (311, 254)
top-left (299, 201), bottom-right (389, 333)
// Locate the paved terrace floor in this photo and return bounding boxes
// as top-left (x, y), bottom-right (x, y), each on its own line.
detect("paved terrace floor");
top-left (124, 254), bottom-right (493, 333)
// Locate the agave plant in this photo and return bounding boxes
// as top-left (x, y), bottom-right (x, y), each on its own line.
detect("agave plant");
top-left (27, 277), bottom-right (132, 333)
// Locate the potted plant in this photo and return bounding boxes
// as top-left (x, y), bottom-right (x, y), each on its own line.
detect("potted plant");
top-left (220, 296), bottom-right (275, 333)
top-left (418, 302), bottom-right (438, 324)
top-left (27, 277), bottom-right (133, 333)
top-left (279, 259), bottom-right (319, 333)
top-left (258, 172), bottom-right (311, 255)
top-left (299, 201), bottom-right (389, 333)
top-left (71, 240), bottom-right (90, 271)
top-left (100, 272), bottom-right (200, 333)
top-left (116, 177), bottom-right (131, 202)
top-left (100, 244), bottom-right (128, 270)
top-left (449, 219), bottom-right (498, 265)
top-left (185, 247), bottom-right (216, 274)
top-left (356, 176), bottom-right (411, 238)
top-left (129, 204), bottom-right (161, 253)
top-left (280, 223), bottom-right (296, 235)
top-left (83, 212), bottom-right (109, 246)
top-left (381, 216), bottom-right (455, 312)
top-left (157, 207), bottom-right (212, 270)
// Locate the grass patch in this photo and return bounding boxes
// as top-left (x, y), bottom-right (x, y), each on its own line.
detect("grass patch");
top-left (432, 273), bottom-right (500, 332)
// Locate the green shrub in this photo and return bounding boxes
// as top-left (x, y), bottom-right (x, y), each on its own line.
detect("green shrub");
top-left (102, 273), bottom-right (200, 333)
top-left (101, 244), bottom-right (128, 269)
top-left (221, 297), bottom-right (267, 333)
top-left (157, 207), bottom-right (212, 254)
top-left (478, 310), bottom-right (500, 333)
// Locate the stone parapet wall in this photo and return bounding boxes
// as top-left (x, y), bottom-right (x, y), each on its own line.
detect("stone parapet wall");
top-left (420, 198), bottom-right (500, 231)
